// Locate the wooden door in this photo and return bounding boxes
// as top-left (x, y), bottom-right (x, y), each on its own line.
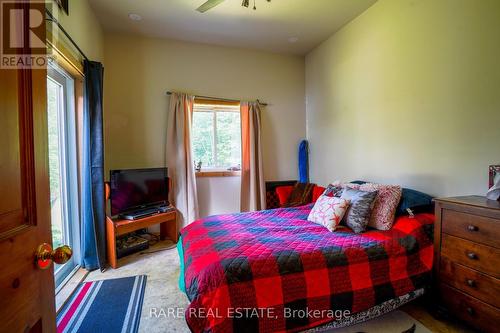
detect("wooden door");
top-left (0, 7), bottom-right (55, 333)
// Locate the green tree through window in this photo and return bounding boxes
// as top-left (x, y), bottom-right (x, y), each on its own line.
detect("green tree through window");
top-left (192, 103), bottom-right (241, 169)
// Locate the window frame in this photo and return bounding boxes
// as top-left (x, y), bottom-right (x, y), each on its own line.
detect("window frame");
top-left (192, 99), bottom-right (242, 177)
top-left (47, 62), bottom-right (81, 289)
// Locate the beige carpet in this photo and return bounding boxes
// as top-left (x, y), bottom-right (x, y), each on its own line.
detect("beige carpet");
top-left (86, 241), bottom-right (431, 333)
top-left (86, 241), bottom-right (190, 333)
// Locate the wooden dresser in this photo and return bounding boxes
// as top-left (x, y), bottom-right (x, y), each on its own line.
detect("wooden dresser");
top-left (434, 196), bottom-right (500, 332)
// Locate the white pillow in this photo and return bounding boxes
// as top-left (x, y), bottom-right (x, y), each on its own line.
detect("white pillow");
top-left (307, 195), bottom-right (350, 232)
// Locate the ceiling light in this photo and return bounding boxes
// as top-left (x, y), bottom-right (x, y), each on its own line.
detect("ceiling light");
top-left (237, 0), bottom-right (271, 11)
top-left (128, 13), bottom-right (142, 21)
top-left (288, 37), bottom-right (299, 43)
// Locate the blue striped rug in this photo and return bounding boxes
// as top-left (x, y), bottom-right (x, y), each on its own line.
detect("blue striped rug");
top-left (57, 275), bottom-right (147, 333)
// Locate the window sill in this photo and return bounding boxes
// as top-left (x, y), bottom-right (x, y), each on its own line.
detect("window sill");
top-left (196, 170), bottom-right (241, 178)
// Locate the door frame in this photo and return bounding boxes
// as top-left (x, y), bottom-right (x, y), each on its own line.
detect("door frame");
top-left (47, 62), bottom-right (81, 288)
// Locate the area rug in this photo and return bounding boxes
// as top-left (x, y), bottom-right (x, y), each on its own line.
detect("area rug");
top-left (57, 275), bottom-right (147, 333)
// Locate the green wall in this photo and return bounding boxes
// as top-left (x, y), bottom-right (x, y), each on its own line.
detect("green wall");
top-left (306, 0), bottom-right (500, 196)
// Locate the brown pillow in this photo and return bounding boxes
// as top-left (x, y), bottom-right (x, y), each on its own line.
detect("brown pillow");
top-left (285, 183), bottom-right (315, 207)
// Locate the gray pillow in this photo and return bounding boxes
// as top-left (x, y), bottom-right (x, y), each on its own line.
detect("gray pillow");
top-left (340, 188), bottom-right (378, 233)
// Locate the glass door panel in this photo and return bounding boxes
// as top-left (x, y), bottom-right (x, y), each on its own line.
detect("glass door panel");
top-left (47, 63), bottom-right (80, 288)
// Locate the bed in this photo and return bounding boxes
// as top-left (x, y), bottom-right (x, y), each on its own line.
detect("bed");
top-left (178, 204), bottom-right (434, 333)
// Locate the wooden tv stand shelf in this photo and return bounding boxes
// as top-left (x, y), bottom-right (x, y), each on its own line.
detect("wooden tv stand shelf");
top-left (106, 210), bottom-right (178, 269)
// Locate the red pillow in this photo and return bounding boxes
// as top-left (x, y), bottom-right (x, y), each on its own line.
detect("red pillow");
top-left (275, 186), bottom-right (294, 206)
top-left (312, 185), bottom-right (326, 203)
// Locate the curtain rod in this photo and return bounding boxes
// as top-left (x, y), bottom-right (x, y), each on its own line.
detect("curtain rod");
top-left (166, 91), bottom-right (268, 106)
top-left (45, 9), bottom-right (89, 62)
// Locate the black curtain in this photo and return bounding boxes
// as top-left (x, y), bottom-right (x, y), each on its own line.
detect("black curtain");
top-left (81, 60), bottom-right (106, 270)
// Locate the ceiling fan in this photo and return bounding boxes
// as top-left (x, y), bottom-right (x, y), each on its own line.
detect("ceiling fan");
top-left (196, 0), bottom-right (271, 13)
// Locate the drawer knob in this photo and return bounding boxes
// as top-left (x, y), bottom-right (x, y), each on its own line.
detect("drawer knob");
top-left (467, 252), bottom-right (478, 260)
top-left (467, 225), bottom-right (478, 232)
top-left (466, 307), bottom-right (474, 316)
top-left (466, 279), bottom-right (476, 287)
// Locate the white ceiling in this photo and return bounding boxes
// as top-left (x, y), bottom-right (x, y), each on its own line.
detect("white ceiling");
top-left (88, 0), bottom-right (377, 55)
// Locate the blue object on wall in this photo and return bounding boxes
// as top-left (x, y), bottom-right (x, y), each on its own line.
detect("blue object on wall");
top-left (298, 140), bottom-right (309, 183)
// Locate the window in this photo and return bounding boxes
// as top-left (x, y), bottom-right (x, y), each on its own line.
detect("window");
top-left (192, 101), bottom-right (241, 171)
top-left (47, 62), bottom-right (80, 288)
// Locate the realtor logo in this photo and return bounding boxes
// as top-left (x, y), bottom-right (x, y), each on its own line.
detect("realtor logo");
top-left (1, 0), bottom-right (48, 68)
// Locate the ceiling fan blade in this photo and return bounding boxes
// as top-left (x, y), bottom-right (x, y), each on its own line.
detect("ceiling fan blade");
top-left (196, 0), bottom-right (226, 13)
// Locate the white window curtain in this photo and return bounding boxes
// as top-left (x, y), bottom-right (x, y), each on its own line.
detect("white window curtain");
top-left (166, 92), bottom-right (199, 227)
top-left (240, 101), bottom-right (265, 212)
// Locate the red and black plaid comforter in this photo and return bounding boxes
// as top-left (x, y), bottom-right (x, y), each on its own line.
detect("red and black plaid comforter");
top-left (180, 205), bottom-right (434, 333)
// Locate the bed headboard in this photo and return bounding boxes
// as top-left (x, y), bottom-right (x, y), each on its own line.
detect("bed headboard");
top-left (265, 180), bottom-right (297, 209)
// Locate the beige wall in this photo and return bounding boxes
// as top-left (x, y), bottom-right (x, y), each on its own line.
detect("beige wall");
top-left (306, 0), bottom-right (500, 197)
top-left (103, 33), bottom-right (305, 215)
top-left (103, 32), bottom-right (306, 181)
top-left (47, 0), bottom-right (104, 62)
top-left (196, 177), bottom-right (240, 218)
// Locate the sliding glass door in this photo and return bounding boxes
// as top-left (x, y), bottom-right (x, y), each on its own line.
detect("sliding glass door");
top-left (47, 63), bottom-right (80, 288)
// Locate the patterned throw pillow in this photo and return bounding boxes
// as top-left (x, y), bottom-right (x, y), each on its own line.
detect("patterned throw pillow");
top-left (322, 184), bottom-right (343, 197)
top-left (323, 181), bottom-right (360, 197)
top-left (307, 196), bottom-right (351, 232)
top-left (340, 187), bottom-right (378, 233)
top-left (359, 183), bottom-right (402, 230)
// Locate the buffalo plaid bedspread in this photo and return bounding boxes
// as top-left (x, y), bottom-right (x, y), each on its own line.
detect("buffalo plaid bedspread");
top-left (180, 205), bottom-right (434, 333)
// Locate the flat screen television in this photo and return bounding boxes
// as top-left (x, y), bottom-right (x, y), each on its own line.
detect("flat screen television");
top-left (110, 168), bottom-right (169, 216)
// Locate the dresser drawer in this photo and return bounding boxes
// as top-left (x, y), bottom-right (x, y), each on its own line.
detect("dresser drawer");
top-left (440, 283), bottom-right (500, 333)
top-left (440, 258), bottom-right (500, 308)
top-left (442, 209), bottom-right (499, 248)
top-left (441, 234), bottom-right (500, 278)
